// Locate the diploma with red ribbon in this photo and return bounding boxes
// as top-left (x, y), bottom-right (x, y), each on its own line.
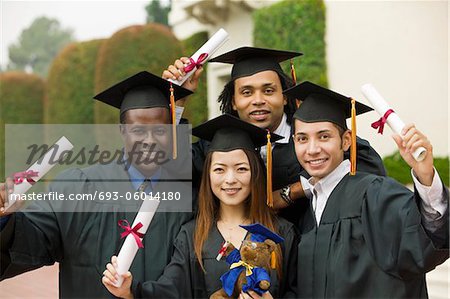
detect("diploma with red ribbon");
top-left (6, 136), bottom-right (74, 211)
top-left (168, 28), bottom-right (228, 86)
top-left (361, 84), bottom-right (426, 161)
top-left (114, 196), bottom-right (160, 287)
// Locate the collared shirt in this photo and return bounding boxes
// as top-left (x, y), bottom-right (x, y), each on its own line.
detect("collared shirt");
top-left (260, 113), bottom-right (291, 165)
top-left (301, 159), bottom-right (447, 227)
top-left (127, 162), bottom-right (161, 193)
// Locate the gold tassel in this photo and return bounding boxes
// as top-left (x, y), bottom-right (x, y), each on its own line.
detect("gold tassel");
top-left (266, 130), bottom-right (273, 207)
top-left (290, 59), bottom-right (301, 108)
top-left (169, 83), bottom-right (177, 160)
top-left (290, 59), bottom-right (297, 84)
top-left (350, 98), bottom-right (357, 175)
top-left (270, 251), bottom-right (276, 269)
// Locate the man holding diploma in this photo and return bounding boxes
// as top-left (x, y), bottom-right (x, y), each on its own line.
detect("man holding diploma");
top-left (0, 71), bottom-right (194, 297)
top-left (284, 81), bottom-right (449, 298)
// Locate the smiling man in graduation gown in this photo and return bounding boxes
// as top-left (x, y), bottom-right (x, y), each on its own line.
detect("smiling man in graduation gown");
top-left (284, 81), bottom-right (449, 298)
top-left (0, 71), bottom-right (195, 297)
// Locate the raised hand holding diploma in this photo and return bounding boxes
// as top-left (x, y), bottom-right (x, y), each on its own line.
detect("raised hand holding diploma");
top-left (102, 255), bottom-right (134, 299)
top-left (167, 28), bottom-right (228, 87)
top-left (2, 136), bottom-right (74, 213)
top-left (361, 84), bottom-right (427, 161)
top-left (114, 195), bottom-right (160, 287)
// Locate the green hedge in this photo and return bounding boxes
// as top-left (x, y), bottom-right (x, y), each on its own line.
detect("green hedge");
top-left (383, 151), bottom-right (449, 187)
top-left (94, 23), bottom-right (183, 124)
top-left (46, 39), bottom-right (104, 124)
top-left (253, 0), bottom-right (327, 86)
top-left (181, 31), bottom-right (209, 128)
top-left (0, 72), bottom-right (45, 181)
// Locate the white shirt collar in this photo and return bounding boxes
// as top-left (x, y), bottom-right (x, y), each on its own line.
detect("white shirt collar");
top-left (272, 113), bottom-right (290, 144)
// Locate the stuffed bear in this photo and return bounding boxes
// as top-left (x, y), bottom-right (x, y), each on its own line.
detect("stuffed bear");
top-left (210, 235), bottom-right (277, 299)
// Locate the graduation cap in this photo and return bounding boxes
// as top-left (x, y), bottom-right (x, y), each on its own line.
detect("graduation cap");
top-left (209, 46), bottom-right (302, 80)
top-left (93, 71), bottom-right (192, 115)
top-left (192, 114), bottom-right (282, 207)
top-left (284, 81), bottom-right (373, 175)
top-left (240, 223), bottom-right (284, 244)
top-left (93, 71), bottom-right (193, 159)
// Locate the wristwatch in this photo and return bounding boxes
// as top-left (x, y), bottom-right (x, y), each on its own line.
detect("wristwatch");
top-left (280, 185), bottom-right (294, 205)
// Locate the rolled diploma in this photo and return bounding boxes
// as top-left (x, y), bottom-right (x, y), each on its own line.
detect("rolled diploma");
top-left (114, 196), bottom-right (160, 287)
top-left (6, 136), bottom-right (74, 210)
top-left (361, 84), bottom-right (426, 161)
top-left (168, 28), bottom-right (229, 86)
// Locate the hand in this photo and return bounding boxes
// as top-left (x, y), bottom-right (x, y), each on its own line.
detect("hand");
top-left (162, 57), bottom-right (204, 93)
top-left (392, 123), bottom-right (434, 186)
top-left (0, 177), bottom-right (19, 216)
top-left (101, 255), bottom-right (134, 299)
top-left (239, 290), bottom-right (273, 299)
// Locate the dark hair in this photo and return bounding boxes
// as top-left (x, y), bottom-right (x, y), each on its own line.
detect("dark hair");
top-left (194, 148), bottom-right (283, 279)
top-left (218, 71), bottom-right (296, 124)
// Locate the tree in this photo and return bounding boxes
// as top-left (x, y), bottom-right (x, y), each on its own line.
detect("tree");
top-left (7, 16), bottom-right (74, 77)
top-left (145, 0), bottom-right (171, 26)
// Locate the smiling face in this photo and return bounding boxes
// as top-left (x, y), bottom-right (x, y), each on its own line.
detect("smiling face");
top-left (232, 70), bottom-right (287, 132)
top-left (293, 120), bottom-right (351, 182)
top-left (120, 107), bottom-right (171, 177)
top-left (209, 149), bottom-right (252, 208)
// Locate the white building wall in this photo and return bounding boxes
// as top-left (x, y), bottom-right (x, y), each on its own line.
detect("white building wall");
top-left (325, 0), bottom-right (448, 157)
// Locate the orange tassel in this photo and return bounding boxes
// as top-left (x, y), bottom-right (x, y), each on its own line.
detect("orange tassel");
top-left (350, 98), bottom-right (357, 175)
top-left (290, 59), bottom-right (301, 108)
top-left (271, 251), bottom-right (276, 269)
top-left (266, 130), bottom-right (273, 207)
top-left (169, 83), bottom-right (177, 160)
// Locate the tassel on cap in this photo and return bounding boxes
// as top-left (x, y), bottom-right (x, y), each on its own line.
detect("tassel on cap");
top-left (271, 251), bottom-right (277, 269)
top-left (169, 83), bottom-right (177, 159)
top-left (266, 130), bottom-right (273, 207)
top-left (350, 98), bottom-right (357, 175)
top-left (290, 59), bottom-right (301, 109)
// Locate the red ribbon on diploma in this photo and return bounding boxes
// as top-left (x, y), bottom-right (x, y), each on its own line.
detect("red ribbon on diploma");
top-left (371, 109), bottom-right (394, 134)
top-left (183, 53), bottom-right (208, 73)
top-left (13, 170), bottom-right (39, 185)
top-left (118, 220), bottom-right (145, 248)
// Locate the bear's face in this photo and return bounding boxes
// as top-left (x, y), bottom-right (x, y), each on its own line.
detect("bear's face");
top-left (240, 239), bottom-right (276, 268)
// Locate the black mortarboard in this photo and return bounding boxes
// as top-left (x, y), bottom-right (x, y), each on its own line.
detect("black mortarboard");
top-left (191, 114), bottom-right (282, 152)
top-left (209, 47), bottom-right (302, 80)
top-left (93, 71), bottom-right (193, 115)
top-left (284, 81), bottom-right (373, 130)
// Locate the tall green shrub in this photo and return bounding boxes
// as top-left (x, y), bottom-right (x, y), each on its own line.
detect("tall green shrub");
top-left (94, 23), bottom-right (183, 124)
top-left (181, 31), bottom-right (208, 127)
top-left (0, 72), bottom-right (45, 181)
top-left (253, 0), bottom-right (328, 86)
top-left (46, 39), bottom-right (104, 124)
top-left (383, 151), bottom-right (449, 186)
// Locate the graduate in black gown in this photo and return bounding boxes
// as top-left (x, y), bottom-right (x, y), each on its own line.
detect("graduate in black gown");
top-left (163, 47), bottom-right (386, 227)
top-left (283, 81), bottom-right (449, 298)
top-left (0, 72), bottom-right (195, 298)
top-left (102, 114), bottom-right (299, 298)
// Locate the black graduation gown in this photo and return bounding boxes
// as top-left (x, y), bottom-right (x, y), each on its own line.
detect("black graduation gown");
top-left (297, 173), bottom-right (449, 298)
top-left (0, 162), bottom-right (194, 298)
top-left (193, 135), bottom-right (386, 227)
top-left (135, 217), bottom-right (299, 298)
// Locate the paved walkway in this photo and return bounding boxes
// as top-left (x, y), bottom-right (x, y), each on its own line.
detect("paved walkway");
top-left (0, 264), bottom-right (58, 298)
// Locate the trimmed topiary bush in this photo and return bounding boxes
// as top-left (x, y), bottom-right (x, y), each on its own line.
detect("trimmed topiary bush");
top-left (46, 39), bottom-right (104, 124)
top-left (0, 72), bottom-right (45, 181)
top-left (94, 23), bottom-right (183, 124)
top-left (181, 31), bottom-right (208, 128)
top-left (253, 0), bottom-right (328, 86)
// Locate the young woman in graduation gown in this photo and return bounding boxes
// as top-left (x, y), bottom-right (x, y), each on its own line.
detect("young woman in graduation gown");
top-left (102, 114), bottom-right (299, 298)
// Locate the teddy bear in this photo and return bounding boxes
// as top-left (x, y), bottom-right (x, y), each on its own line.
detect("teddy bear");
top-left (210, 223), bottom-right (284, 299)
